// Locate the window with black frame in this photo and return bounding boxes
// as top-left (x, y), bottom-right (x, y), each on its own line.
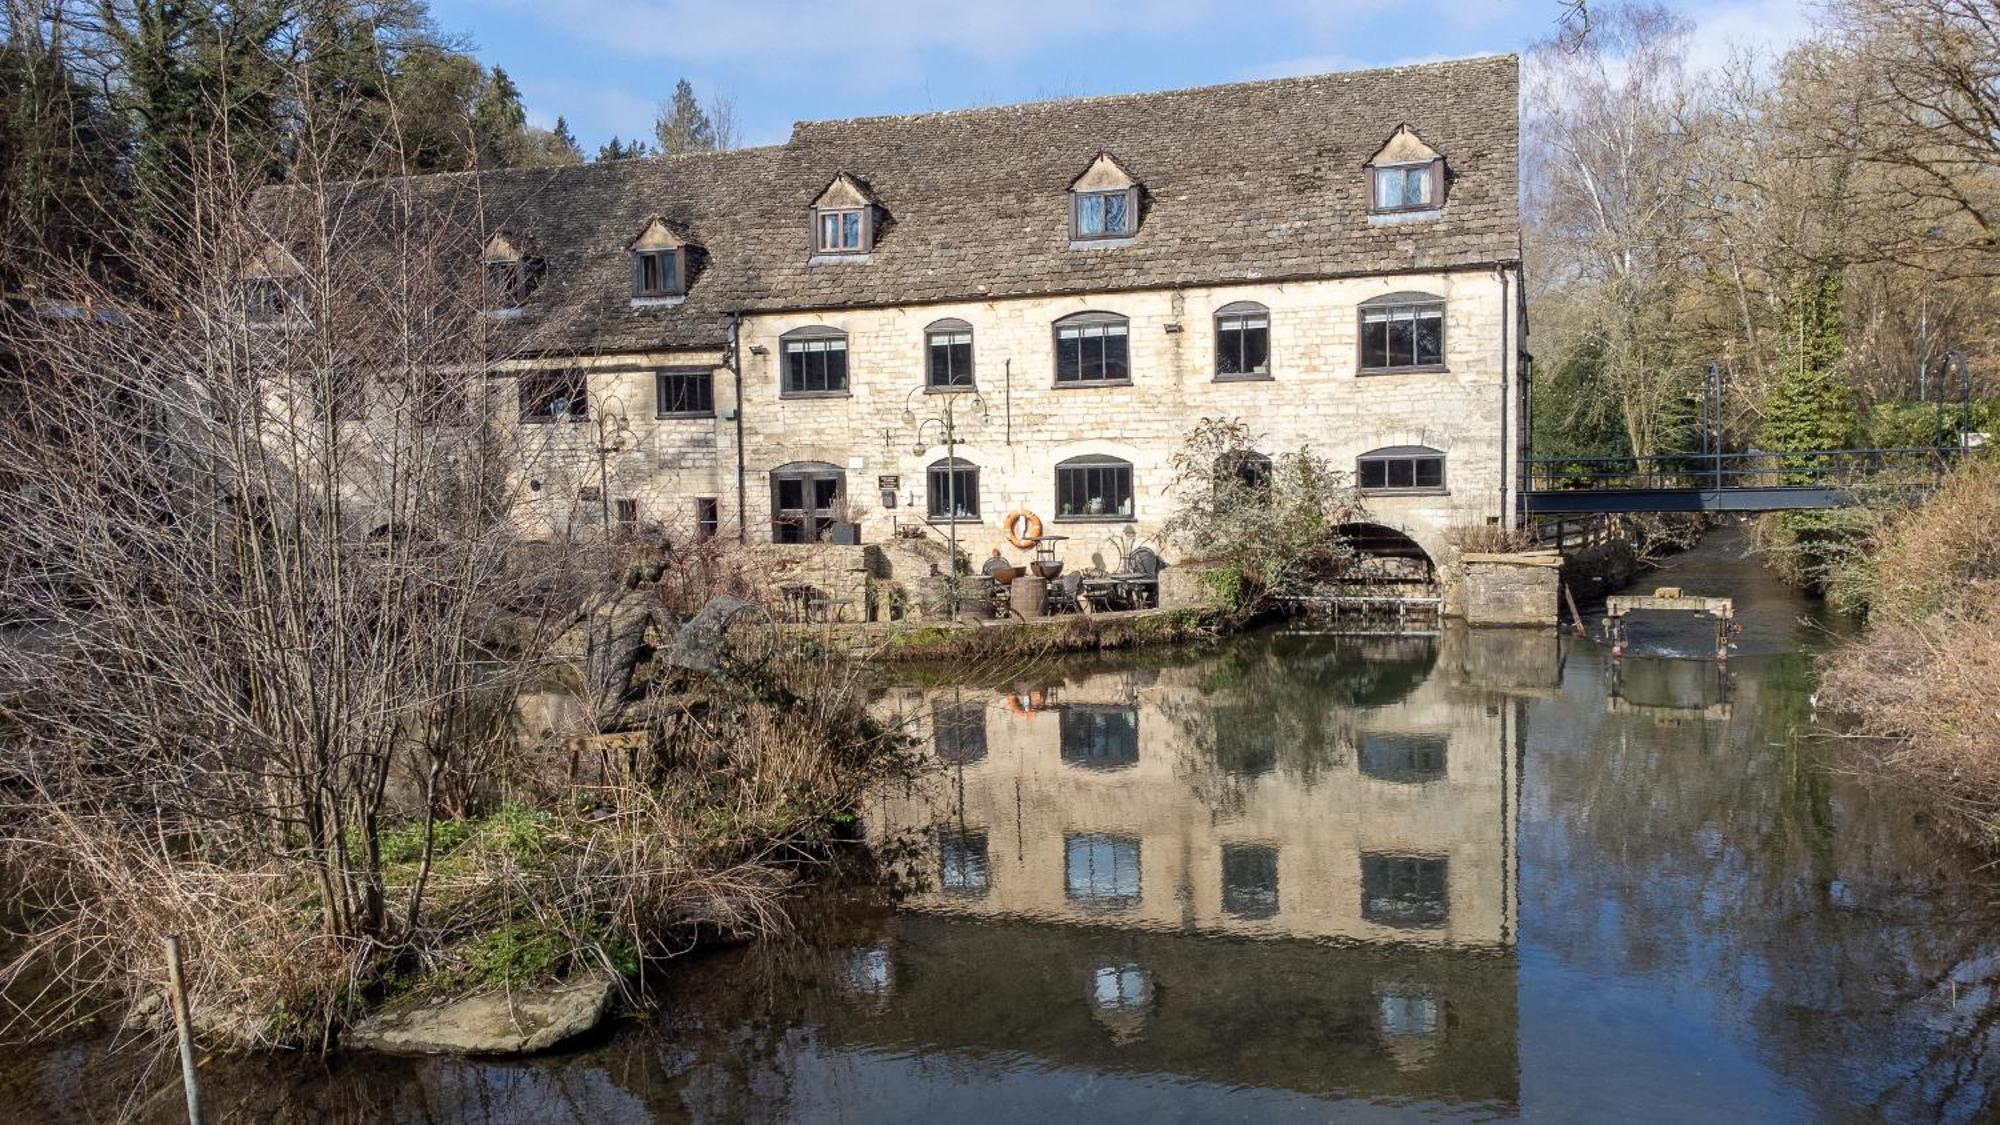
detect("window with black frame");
top-left (770, 462), bottom-right (844, 543)
top-left (1221, 843), bottom-right (1280, 920)
top-left (694, 497), bottom-right (720, 542)
top-left (926, 458), bottom-right (979, 521)
top-left (938, 829), bottom-right (989, 897)
top-left (1053, 313), bottom-right (1130, 385)
top-left (1358, 731), bottom-right (1448, 782)
top-left (656, 368), bottom-right (713, 416)
top-left (1358, 293), bottom-right (1445, 372)
top-left (931, 698), bottom-right (987, 764)
top-left (1214, 301), bottom-right (1271, 379)
top-left (925, 319), bottom-right (974, 389)
top-left (484, 258), bottom-right (534, 311)
top-left (518, 370), bottom-right (587, 423)
top-left (1357, 446), bottom-right (1446, 494)
top-left (1361, 854), bottom-right (1448, 928)
top-left (1059, 704), bottom-right (1139, 770)
top-left (1064, 833), bottom-right (1141, 909)
top-left (781, 328), bottom-right (849, 395)
top-left (1054, 455), bottom-right (1133, 520)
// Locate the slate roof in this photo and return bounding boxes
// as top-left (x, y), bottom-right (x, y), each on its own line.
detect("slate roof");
top-left (348, 54), bottom-right (1519, 358)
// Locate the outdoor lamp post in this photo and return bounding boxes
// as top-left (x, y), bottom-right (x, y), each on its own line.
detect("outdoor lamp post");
top-left (903, 386), bottom-right (989, 617)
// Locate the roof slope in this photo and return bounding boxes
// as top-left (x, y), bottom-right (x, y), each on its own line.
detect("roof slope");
top-left (346, 54), bottom-right (1519, 357)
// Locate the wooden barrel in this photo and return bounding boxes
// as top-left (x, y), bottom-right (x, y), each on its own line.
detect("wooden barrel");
top-left (1009, 574), bottom-right (1049, 619)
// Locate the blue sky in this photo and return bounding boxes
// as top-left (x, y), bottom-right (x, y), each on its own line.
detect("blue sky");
top-left (429, 0), bottom-right (1818, 153)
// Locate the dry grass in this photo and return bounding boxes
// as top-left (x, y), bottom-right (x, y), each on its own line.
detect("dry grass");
top-left (1818, 455), bottom-right (2000, 840)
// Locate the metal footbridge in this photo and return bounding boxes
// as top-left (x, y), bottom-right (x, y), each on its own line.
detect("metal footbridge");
top-left (1522, 447), bottom-right (1966, 514)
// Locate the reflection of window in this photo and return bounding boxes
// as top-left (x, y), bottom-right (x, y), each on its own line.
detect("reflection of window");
top-left (1358, 732), bottom-right (1448, 783)
top-left (1065, 834), bottom-right (1140, 908)
top-left (1361, 854), bottom-right (1448, 929)
top-left (932, 699), bottom-right (987, 764)
top-left (1091, 964), bottom-right (1150, 1011)
top-left (1221, 843), bottom-right (1279, 920)
top-left (843, 947), bottom-right (892, 995)
top-left (938, 829), bottom-right (989, 897)
top-left (1376, 987), bottom-right (1441, 1037)
top-left (1060, 705), bottom-right (1139, 770)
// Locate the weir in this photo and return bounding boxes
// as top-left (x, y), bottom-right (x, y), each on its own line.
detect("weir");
top-left (1601, 588), bottom-right (1738, 661)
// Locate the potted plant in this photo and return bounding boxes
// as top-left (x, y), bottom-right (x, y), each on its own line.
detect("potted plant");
top-left (825, 495), bottom-right (863, 545)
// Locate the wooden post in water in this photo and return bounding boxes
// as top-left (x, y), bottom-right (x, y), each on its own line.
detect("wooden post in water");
top-left (163, 933), bottom-right (204, 1125)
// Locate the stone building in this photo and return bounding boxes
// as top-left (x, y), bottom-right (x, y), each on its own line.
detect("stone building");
top-left (272, 55), bottom-right (1525, 607)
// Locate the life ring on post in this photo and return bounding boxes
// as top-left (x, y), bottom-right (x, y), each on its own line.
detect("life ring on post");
top-left (1004, 509), bottom-right (1043, 551)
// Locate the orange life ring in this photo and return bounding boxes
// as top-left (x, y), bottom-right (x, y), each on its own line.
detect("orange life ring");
top-left (1004, 509), bottom-right (1043, 551)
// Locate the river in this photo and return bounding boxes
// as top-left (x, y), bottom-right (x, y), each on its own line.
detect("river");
top-left (8, 529), bottom-right (2000, 1121)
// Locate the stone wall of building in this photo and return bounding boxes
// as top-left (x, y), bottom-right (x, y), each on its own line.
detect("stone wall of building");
top-left (496, 267), bottom-right (1523, 605)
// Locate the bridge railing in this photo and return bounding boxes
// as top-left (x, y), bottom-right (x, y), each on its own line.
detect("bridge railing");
top-left (1524, 447), bottom-right (1962, 493)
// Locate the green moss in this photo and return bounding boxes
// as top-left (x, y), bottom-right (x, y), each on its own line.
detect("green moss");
top-left (379, 817), bottom-right (475, 865)
top-left (464, 920), bottom-right (570, 987)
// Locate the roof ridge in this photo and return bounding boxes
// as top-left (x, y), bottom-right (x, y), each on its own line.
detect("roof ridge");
top-left (786, 53), bottom-right (1517, 134)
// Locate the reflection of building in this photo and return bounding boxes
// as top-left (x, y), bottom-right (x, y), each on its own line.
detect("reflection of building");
top-left (855, 631), bottom-right (1523, 1109)
top-left (874, 634), bottom-right (1519, 948)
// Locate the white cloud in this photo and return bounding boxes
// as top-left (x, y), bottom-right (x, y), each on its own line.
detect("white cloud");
top-left (1679, 0), bottom-right (1820, 72)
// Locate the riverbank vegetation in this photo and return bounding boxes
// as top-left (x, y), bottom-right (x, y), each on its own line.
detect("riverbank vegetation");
top-left (1815, 455), bottom-right (2000, 841)
top-left (0, 44), bottom-right (901, 1055)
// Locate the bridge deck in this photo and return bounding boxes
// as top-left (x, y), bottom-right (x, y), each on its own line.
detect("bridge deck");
top-left (1522, 447), bottom-right (1960, 515)
top-left (1524, 486), bottom-right (1849, 514)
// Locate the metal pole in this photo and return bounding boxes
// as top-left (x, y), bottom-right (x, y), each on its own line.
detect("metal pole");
top-left (164, 934), bottom-right (204, 1125)
top-left (944, 403), bottom-right (959, 618)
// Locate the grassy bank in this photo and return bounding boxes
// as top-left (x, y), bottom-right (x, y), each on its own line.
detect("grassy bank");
top-left (1813, 454), bottom-right (2000, 841)
top-left (0, 630), bottom-right (911, 1052)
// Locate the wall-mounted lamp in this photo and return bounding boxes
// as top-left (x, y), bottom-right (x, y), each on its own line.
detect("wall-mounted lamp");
top-left (748, 344), bottom-right (769, 356)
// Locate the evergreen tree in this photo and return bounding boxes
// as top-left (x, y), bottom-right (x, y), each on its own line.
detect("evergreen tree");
top-left (470, 66), bottom-right (528, 168)
top-left (1761, 267), bottom-right (1859, 469)
top-left (652, 78), bottom-right (715, 155)
top-left (551, 116), bottom-right (582, 160)
top-left (596, 135), bottom-right (651, 161)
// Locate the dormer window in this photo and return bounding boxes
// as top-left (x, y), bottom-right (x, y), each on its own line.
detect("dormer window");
top-left (1366, 127), bottom-right (1445, 216)
top-left (239, 244), bottom-right (306, 326)
top-left (482, 232), bottom-right (539, 312)
top-left (627, 217), bottom-right (689, 299)
top-left (1069, 154), bottom-right (1140, 242)
top-left (809, 174), bottom-right (876, 258)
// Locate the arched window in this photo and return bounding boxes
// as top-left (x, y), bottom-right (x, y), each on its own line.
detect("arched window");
top-left (924, 318), bottom-right (974, 389)
top-left (780, 326), bottom-right (849, 396)
top-left (1053, 311), bottom-right (1131, 386)
top-left (1055, 454), bottom-right (1134, 520)
top-left (1217, 449), bottom-right (1273, 498)
top-left (1358, 292), bottom-right (1445, 372)
top-left (770, 460), bottom-right (844, 543)
top-left (926, 457), bottom-right (979, 520)
top-left (1356, 445), bottom-right (1445, 493)
top-left (1214, 300), bottom-right (1270, 379)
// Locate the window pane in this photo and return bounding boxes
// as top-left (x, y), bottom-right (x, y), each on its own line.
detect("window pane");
top-left (1102, 327), bottom-right (1129, 380)
top-left (1077, 194), bottom-right (1104, 236)
top-left (1386, 312), bottom-right (1415, 368)
top-left (1218, 322), bottom-right (1243, 375)
top-left (1388, 459), bottom-right (1416, 488)
top-left (1414, 308), bottom-right (1443, 366)
top-left (1102, 191), bottom-right (1128, 233)
top-left (1360, 460), bottom-right (1388, 490)
top-left (1406, 166), bottom-right (1431, 206)
top-left (1361, 315), bottom-right (1390, 369)
top-left (777, 478), bottom-right (804, 510)
top-left (813, 478), bottom-right (840, 509)
top-left (1359, 732), bottom-right (1448, 782)
top-left (658, 254), bottom-right (678, 292)
top-left (1242, 321), bottom-right (1269, 373)
top-left (1415, 457), bottom-right (1444, 488)
top-left (842, 211), bottom-right (861, 248)
top-left (824, 340), bottom-right (848, 391)
top-left (933, 700), bottom-right (987, 764)
top-left (1080, 330), bottom-right (1104, 381)
top-left (1375, 169), bottom-right (1404, 209)
top-left (1056, 330), bottom-right (1082, 381)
